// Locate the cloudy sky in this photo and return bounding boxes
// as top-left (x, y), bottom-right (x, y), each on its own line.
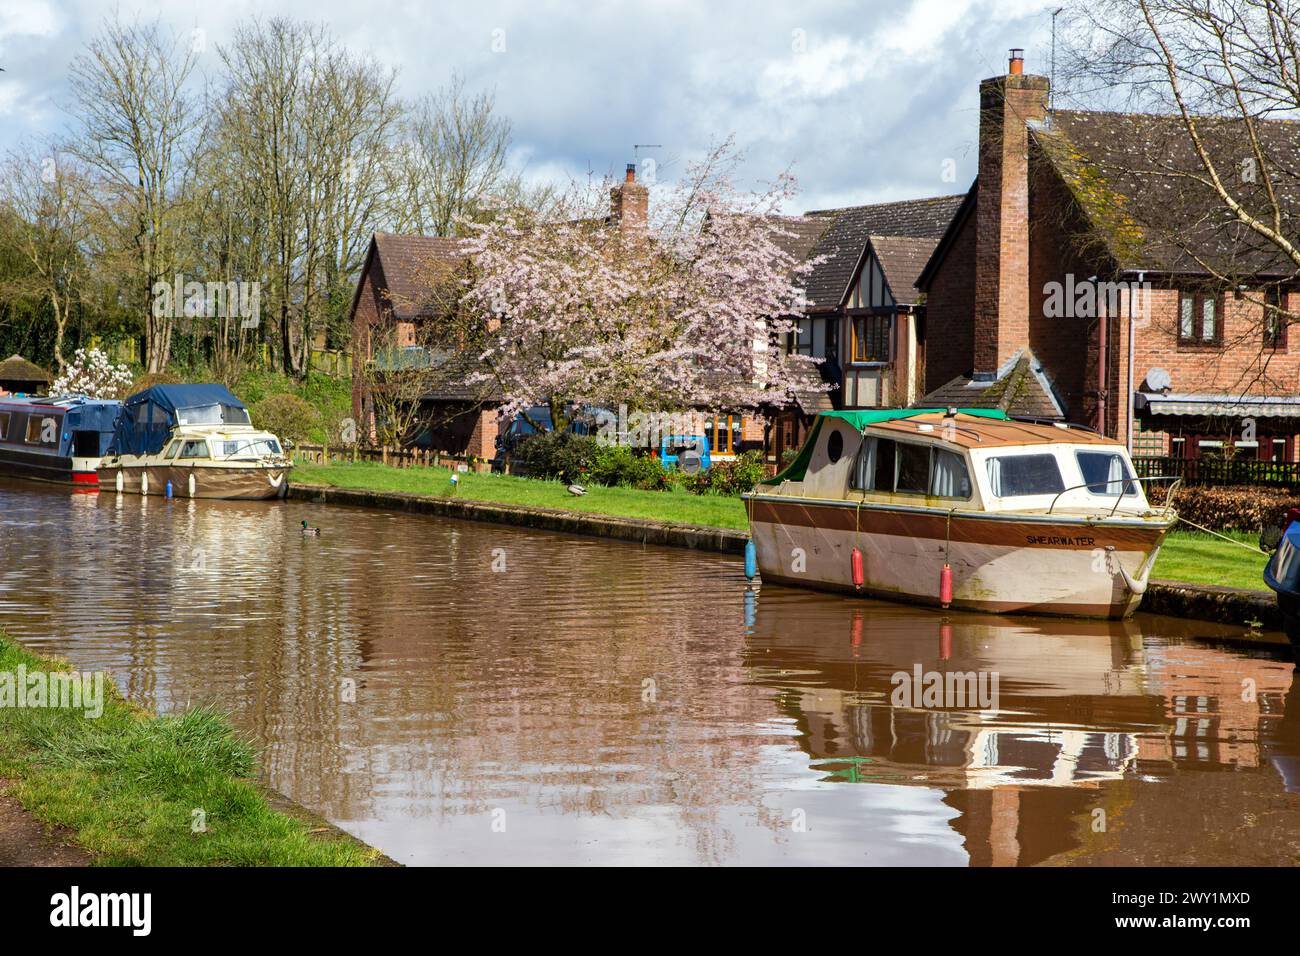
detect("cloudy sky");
top-left (0, 0), bottom-right (1062, 213)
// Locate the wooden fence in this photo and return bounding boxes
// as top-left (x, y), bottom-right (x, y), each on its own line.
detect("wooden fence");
top-left (1134, 455), bottom-right (1300, 487)
top-left (291, 443), bottom-right (491, 473)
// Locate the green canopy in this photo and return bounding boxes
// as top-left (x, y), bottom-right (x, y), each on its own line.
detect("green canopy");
top-left (760, 408), bottom-right (1010, 486)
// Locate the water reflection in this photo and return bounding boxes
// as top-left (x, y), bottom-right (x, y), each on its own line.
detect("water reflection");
top-left (1, 477), bottom-right (1298, 865)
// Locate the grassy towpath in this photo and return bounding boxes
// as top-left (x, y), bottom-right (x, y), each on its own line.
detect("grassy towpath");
top-left (0, 632), bottom-right (384, 866)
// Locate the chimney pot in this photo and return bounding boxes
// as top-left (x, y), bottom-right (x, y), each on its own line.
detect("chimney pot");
top-left (626, 163), bottom-right (636, 183)
top-left (1009, 48), bottom-right (1024, 74)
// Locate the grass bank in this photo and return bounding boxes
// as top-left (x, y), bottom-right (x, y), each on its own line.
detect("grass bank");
top-left (292, 461), bottom-right (1268, 592)
top-left (294, 460), bottom-right (751, 529)
top-left (0, 632), bottom-right (380, 866)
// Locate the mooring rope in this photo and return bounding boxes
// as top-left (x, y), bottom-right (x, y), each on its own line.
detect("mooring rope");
top-left (1174, 515), bottom-right (1268, 555)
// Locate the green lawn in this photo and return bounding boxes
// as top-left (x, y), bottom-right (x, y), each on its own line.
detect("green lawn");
top-left (293, 462), bottom-right (1269, 592)
top-left (1152, 528), bottom-right (1266, 591)
top-left (0, 632), bottom-right (381, 866)
top-left (293, 461), bottom-right (752, 529)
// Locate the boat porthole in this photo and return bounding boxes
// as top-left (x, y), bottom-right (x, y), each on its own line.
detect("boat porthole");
top-left (188, 473), bottom-right (196, 498)
top-left (115, 471), bottom-right (123, 493)
top-left (827, 429), bottom-right (844, 463)
top-left (140, 472), bottom-right (148, 495)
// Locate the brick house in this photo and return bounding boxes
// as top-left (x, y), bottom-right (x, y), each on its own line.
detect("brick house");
top-left (766, 195), bottom-right (965, 460)
top-left (347, 232), bottom-right (506, 457)
top-left (349, 166), bottom-right (792, 460)
top-left (916, 51), bottom-right (1300, 463)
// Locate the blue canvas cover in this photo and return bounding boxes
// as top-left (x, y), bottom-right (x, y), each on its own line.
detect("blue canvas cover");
top-left (110, 384), bottom-right (249, 456)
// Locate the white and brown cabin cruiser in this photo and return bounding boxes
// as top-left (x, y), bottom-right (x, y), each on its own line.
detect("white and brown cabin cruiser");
top-left (744, 409), bottom-right (1176, 618)
top-left (97, 384), bottom-right (292, 500)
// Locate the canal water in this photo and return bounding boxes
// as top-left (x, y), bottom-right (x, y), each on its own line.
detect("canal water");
top-left (2, 476), bottom-right (1299, 866)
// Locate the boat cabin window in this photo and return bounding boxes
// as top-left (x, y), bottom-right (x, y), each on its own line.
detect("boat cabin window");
top-left (896, 443), bottom-right (929, 493)
top-left (1076, 450), bottom-right (1137, 496)
top-left (986, 453), bottom-right (1065, 497)
top-left (164, 441), bottom-right (181, 459)
top-left (0, 412), bottom-right (8, 441)
top-left (850, 437), bottom-right (971, 498)
top-left (25, 414), bottom-right (57, 445)
top-left (178, 440), bottom-right (210, 460)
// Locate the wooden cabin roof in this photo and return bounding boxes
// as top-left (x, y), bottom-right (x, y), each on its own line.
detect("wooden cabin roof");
top-left (866, 412), bottom-right (1120, 449)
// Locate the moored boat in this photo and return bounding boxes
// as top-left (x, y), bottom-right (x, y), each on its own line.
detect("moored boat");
top-left (1264, 510), bottom-right (1300, 648)
top-left (97, 384), bottom-right (292, 500)
top-left (0, 395), bottom-right (122, 489)
top-left (743, 408), bottom-right (1177, 618)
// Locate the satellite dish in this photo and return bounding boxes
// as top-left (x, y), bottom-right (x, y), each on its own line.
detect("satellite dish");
top-left (1144, 367), bottom-right (1172, 392)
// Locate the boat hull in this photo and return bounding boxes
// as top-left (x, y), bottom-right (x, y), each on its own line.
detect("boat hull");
top-left (746, 495), bottom-right (1171, 619)
top-left (0, 448), bottom-right (100, 489)
top-left (97, 462), bottom-right (291, 500)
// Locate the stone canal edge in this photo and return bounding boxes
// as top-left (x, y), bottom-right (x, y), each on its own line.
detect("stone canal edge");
top-left (289, 484), bottom-right (1281, 633)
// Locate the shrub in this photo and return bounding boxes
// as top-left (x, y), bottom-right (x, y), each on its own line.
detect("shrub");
top-left (583, 444), bottom-right (668, 489)
top-left (251, 393), bottom-right (321, 445)
top-left (684, 450), bottom-right (767, 496)
top-left (513, 431), bottom-right (599, 483)
top-left (1169, 484), bottom-right (1300, 533)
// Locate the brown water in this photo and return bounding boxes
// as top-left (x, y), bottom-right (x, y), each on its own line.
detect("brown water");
top-left (2, 476), bottom-right (1299, 866)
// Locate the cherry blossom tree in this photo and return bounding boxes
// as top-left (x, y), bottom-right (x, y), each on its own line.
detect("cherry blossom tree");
top-left (50, 347), bottom-right (133, 399)
top-left (431, 139), bottom-right (823, 433)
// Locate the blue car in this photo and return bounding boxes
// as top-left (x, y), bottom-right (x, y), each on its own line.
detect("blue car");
top-left (658, 434), bottom-right (711, 473)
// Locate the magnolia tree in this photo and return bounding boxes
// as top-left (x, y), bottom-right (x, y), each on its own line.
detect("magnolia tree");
top-left (433, 139), bottom-right (823, 434)
top-left (50, 347), bottom-right (133, 399)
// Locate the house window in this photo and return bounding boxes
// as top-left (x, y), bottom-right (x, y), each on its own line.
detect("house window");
top-left (850, 315), bottom-right (891, 363)
top-left (0, 412), bottom-right (8, 441)
top-left (710, 415), bottom-right (742, 455)
top-left (1178, 290), bottom-right (1223, 346)
top-left (792, 318), bottom-right (827, 358)
top-left (1265, 287), bottom-right (1288, 350)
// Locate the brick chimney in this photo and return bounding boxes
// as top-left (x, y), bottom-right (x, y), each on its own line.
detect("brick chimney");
top-left (972, 50), bottom-right (1049, 378)
top-left (610, 163), bottom-right (648, 233)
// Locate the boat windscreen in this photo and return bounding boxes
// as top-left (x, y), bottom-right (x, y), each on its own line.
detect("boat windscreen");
top-left (176, 404), bottom-right (251, 426)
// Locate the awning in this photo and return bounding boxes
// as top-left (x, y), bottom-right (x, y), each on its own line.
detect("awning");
top-left (1136, 392), bottom-right (1300, 417)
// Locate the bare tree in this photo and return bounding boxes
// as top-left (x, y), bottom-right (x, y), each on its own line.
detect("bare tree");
top-left (0, 147), bottom-right (91, 369)
top-left (387, 75), bottom-right (516, 236)
top-left (1060, 0), bottom-right (1299, 333)
top-left (217, 18), bottom-right (399, 379)
top-left (68, 14), bottom-right (200, 372)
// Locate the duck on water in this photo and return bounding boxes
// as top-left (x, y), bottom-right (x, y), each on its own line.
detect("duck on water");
top-left (743, 408), bottom-right (1177, 619)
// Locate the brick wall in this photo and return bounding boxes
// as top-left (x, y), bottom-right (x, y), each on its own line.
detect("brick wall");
top-left (350, 254), bottom-right (387, 428)
top-left (973, 73), bottom-right (1049, 375)
top-left (923, 209), bottom-right (977, 392)
top-left (467, 408), bottom-right (499, 460)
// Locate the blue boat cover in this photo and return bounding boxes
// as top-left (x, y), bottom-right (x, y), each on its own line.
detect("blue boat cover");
top-left (110, 384), bottom-right (249, 456)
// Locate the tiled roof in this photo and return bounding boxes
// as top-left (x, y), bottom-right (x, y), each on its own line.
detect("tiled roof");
top-left (367, 233), bottom-right (471, 320)
top-left (916, 350), bottom-right (1065, 420)
top-left (801, 195), bottom-right (966, 309)
top-left (867, 236), bottom-right (941, 306)
top-left (1033, 110), bottom-right (1300, 276)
